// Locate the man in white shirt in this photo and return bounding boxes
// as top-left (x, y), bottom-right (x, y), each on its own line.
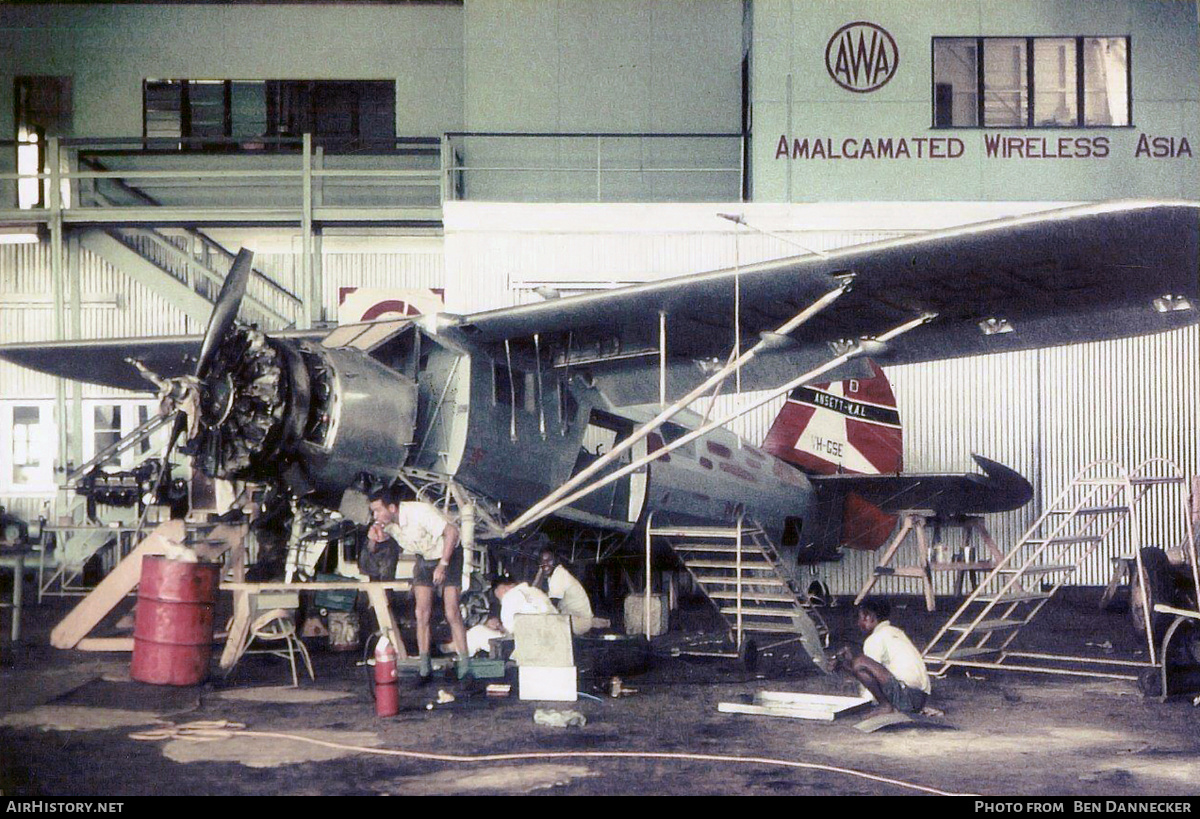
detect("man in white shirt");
top-left (534, 549), bottom-right (594, 636)
top-left (368, 485), bottom-right (470, 687)
top-left (465, 576), bottom-right (555, 656)
top-left (835, 598), bottom-right (932, 714)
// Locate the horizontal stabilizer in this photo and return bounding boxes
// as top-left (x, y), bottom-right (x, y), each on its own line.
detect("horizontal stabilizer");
top-left (809, 455), bottom-right (1033, 518)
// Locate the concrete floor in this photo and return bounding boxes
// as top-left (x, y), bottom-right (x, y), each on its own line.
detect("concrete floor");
top-left (2, 580), bottom-right (1199, 797)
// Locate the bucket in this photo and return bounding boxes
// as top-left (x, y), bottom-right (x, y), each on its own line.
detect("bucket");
top-left (328, 611), bottom-right (361, 651)
top-left (130, 556), bottom-right (221, 686)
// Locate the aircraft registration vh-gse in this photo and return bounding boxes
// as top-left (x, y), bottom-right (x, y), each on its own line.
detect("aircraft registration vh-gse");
top-left (1, 199), bottom-right (1197, 668)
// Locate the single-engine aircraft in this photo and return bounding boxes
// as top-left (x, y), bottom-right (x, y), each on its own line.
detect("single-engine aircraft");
top-left (2, 199), bottom-right (1197, 666)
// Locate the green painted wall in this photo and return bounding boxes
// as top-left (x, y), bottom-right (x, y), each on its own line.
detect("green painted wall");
top-left (751, 0), bottom-right (1200, 201)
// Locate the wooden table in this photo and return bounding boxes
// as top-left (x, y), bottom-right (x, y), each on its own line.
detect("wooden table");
top-left (219, 580), bottom-right (412, 670)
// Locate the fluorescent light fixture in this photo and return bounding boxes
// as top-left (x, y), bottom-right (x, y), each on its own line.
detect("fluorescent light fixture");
top-left (1153, 294), bottom-right (1193, 313)
top-left (0, 224), bottom-right (41, 244)
top-left (979, 317), bottom-right (1014, 335)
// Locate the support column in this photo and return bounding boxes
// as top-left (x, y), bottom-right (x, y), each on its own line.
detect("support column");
top-left (299, 133), bottom-right (314, 330)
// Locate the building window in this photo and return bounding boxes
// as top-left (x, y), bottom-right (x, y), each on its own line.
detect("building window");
top-left (933, 36), bottom-right (1130, 128)
top-left (143, 79), bottom-right (396, 150)
top-left (1, 402), bottom-right (57, 494)
top-left (14, 77), bottom-right (72, 209)
top-left (82, 400), bottom-right (160, 468)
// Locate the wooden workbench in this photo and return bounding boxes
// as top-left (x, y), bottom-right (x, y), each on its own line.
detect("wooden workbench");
top-left (219, 579), bottom-right (412, 669)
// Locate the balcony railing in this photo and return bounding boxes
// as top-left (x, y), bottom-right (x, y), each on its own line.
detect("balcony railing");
top-left (0, 131), bottom-right (747, 229)
top-left (0, 134), bottom-right (444, 229)
top-left (442, 132), bottom-right (745, 204)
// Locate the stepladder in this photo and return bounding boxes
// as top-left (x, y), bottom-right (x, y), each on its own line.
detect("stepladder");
top-left (923, 458), bottom-right (1198, 680)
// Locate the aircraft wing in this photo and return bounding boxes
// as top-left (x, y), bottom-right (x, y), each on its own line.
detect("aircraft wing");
top-left (0, 329), bottom-right (327, 392)
top-left (452, 200), bottom-right (1200, 400)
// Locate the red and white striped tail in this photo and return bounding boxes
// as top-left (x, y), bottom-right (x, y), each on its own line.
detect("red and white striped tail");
top-left (762, 360), bottom-right (902, 476)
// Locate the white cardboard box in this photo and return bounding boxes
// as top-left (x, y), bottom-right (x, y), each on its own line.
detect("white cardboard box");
top-left (624, 592), bottom-right (669, 637)
top-left (518, 665), bottom-right (578, 701)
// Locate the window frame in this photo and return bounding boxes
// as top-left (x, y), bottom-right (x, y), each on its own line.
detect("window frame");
top-left (931, 35), bottom-right (1133, 129)
top-left (81, 398), bottom-right (161, 469)
top-left (142, 78), bottom-right (398, 149)
top-left (0, 400), bottom-right (58, 496)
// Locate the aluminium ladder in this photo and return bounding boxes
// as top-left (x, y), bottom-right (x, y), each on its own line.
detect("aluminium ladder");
top-left (923, 458), bottom-right (1194, 680)
top-left (645, 511), bottom-right (831, 670)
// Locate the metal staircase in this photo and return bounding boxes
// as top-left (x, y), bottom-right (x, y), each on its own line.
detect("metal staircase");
top-left (923, 458), bottom-right (1194, 680)
top-left (646, 511), bottom-right (830, 669)
top-left (75, 156), bottom-right (303, 329)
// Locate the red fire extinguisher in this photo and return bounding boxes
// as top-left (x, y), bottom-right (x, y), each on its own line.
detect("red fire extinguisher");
top-left (373, 635), bottom-right (399, 717)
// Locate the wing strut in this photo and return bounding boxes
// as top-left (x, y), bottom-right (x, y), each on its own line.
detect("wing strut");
top-left (503, 275), bottom-right (855, 533)
top-left (503, 310), bottom-right (936, 535)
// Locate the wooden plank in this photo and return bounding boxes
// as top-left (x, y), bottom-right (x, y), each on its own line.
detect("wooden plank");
top-left (366, 585), bottom-right (406, 659)
top-left (75, 637), bottom-right (134, 652)
top-left (717, 701), bottom-right (838, 721)
top-left (218, 590), bottom-right (251, 670)
top-left (222, 580), bottom-right (411, 592)
top-left (50, 520), bottom-right (186, 649)
top-left (756, 691), bottom-right (872, 711)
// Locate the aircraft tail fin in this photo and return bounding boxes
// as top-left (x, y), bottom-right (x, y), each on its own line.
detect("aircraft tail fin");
top-left (761, 359), bottom-right (903, 476)
top-left (762, 360), bottom-right (902, 551)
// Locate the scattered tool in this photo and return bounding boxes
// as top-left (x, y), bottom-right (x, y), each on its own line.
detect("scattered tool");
top-left (609, 676), bottom-right (638, 697)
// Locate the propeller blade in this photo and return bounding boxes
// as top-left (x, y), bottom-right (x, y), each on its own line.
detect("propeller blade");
top-left (195, 248), bottom-right (254, 380)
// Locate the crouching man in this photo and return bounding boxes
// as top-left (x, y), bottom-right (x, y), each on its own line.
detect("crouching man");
top-left (835, 598), bottom-right (932, 715)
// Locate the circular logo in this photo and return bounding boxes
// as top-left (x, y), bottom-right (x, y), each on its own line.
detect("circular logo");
top-left (825, 22), bottom-right (899, 93)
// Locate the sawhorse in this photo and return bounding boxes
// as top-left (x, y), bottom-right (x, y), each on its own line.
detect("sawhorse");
top-left (855, 513), bottom-right (1004, 612)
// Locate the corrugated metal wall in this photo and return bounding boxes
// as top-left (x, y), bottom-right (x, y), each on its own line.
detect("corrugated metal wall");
top-left (0, 241), bottom-right (445, 511)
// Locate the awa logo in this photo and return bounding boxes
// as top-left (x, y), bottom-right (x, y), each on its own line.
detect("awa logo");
top-left (825, 22), bottom-right (899, 93)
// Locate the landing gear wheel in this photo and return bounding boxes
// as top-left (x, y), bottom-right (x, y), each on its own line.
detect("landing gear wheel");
top-left (738, 638), bottom-right (759, 672)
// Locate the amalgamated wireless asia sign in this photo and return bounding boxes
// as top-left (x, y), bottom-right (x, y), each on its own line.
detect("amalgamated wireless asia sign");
top-left (825, 22), bottom-right (899, 93)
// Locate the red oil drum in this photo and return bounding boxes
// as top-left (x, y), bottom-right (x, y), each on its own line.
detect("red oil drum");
top-left (130, 556), bottom-right (221, 686)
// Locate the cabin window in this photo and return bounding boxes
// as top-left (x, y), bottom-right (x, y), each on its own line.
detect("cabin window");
top-left (782, 517), bottom-right (804, 549)
top-left (932, 36), bottom-right (1130, 128)
top-left (0, 401), bottom-right (57, 494)
top-left (493, 362), bottom-right (526, 409)
top-left (658, 421), bottom-right (695, 457)
top-left (15, 77), bottom-right (72, 209)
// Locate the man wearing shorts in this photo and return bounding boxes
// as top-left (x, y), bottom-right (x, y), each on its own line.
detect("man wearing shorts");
top-left (368, 485), bottom-right (470, 687)
top-left (835, 598), bottom-right (932, 715)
